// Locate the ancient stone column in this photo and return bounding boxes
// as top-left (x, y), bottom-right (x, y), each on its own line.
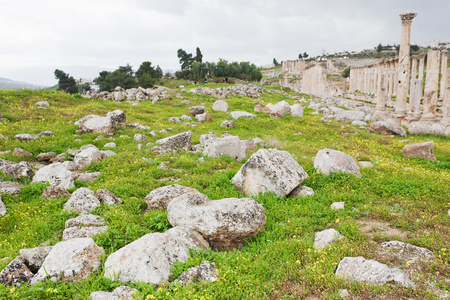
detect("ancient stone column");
top-left (422, 50), bottom-right (441, 120)
top-left (418, 52), bottom-right (425, 82)
top-left (376, 73), bottom-right (386, 111)
top-left (388, 59), bottom-right (394, 97)
top-left (443, 69), bottom-right (450, 123)
top-left (407, 79), bottom-right (422, 121)
top-left (342, 78), bottom-right (347, 94)
top-left (284, 74), bottom-right (288, 88)
top-left (394, 12), bottom-right (417, 117)
top-left (410, 55), bottom-right (418, 80)
top-left (440, 50), bottom-right (448, 100)
top-left (393, 59), bottom-right (398, 96)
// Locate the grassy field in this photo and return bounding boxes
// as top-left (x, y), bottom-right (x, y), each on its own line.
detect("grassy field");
top-left (0, 82), bottom-right (449, 299)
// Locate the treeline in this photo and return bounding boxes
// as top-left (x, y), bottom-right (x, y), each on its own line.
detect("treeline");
top-left (176, 59), bottom-right (262, 82)
top-left (94, 62), bottom-right (163, 92)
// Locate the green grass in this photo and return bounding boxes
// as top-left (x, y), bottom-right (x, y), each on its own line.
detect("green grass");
top-left (0, 85), bottom-right (449, 299)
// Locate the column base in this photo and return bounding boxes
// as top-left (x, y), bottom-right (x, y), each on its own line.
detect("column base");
top-left (420, 113), bottom-right (437, 121)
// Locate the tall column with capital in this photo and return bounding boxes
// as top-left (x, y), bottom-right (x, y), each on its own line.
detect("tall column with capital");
top-left (418, 52), bottom-right (425, 82)
top-left (440, 50), bottom-right (448, 100)
top-left (394, 12), bottom-right (417, 117)
top-left (443, 69), bottom-right (450, 123)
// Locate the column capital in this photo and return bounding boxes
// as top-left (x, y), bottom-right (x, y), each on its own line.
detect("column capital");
top-left (419, 52), bottom-right (426, 58)
top-left (443, 49), bottom-right (449, 54)
top-left (400, 12), bottom-right (417, 24)
top-left (411, 54), bottom-right (418, 59)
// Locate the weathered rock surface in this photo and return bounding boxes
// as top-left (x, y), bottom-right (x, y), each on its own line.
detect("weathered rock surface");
top-left (314, 228), bottom-right (343, 250)
top-left (96, 189), bottom-right (122, 205)
top-left (42, 185), bottom-right (71, 199)
top-left (14, 134), bottom-right (39, 142)
top-left (90, 286), bottom-right (137, 300)
top-left (0, 256), bottom-right (34, 286)
top-left (380, 240), bottom-right (433, 262)
top-left (0, 159), bottom-right (34, 179)
top-left (220, 120), bottom-right (235, 128)
top-left (104, 227), bottom-right (208, 284)
top-left (0, 195), bottom-right (6, 217)
top-left (152, 131), bottom-right (192, 154)
top-left (31, 238), bottom-right (104, 284)
top-left (212, 100), bottom-right (228, 112)
top-left (63, 187), bottom-right (101, 214)
top-left (314, 149), bottom-right (361, 178)
top-left (145, 184), bottom-right (200, 210)
top-left (63, 213), bottom-right (107, 240)
top-left (290, 104), bottom-right (304, 117)
top-left (167, 193), bottom-right (266, 249)
top-left (195, 112), bottom-right (213, 122)
top-left (267, 101), bottom-right (291, 119)
top-left (232, 149), bottom-right (308, 197)
top-left (289, 185), bottom-right (315, 198)
top-left (32, 162), bottom-right (74, 189)
top-left (36, 152), bottom-right (56, 162)
top-left (203, 135), bottom-right (250, 161)
top-left (13, 148), bottom-right (32, 156)
top-left (0, 181), bottom-right (25, 195)
top-left (189, 106), bottom-right (205, 117)
top-left (230, 111), bottom-right (257, 119)
top-left (407, 120), bottom-right (449, 136)
top-left (19, 246), bottom-right (53, 273)
top-left (335, 256), bottom-right (414, 287)
top-left (77, 172), bottom-right (101, 182)
top-left (75, 115), bottom-right (115, 136)
top-left (402, 141), bottom-right (436, 161)
top-left (331, 201), bottom-right (345, 210)
top-left (133, 134), bottom-right (147, 142)
top-left (368, 119), bottom-right (406, 136)
top-left (73, 145), bottom-right (103, 170)
top-left (106, 110), bottom-right (126, 128)
top-left (175, 261), bottom-right (218, 285)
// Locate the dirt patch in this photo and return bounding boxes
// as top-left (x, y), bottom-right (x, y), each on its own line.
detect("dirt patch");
top-left (357, 219), bottom-right (408, 239)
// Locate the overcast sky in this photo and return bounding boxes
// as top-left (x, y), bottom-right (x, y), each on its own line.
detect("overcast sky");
top-left (1, 0), bottom-right (449, 86)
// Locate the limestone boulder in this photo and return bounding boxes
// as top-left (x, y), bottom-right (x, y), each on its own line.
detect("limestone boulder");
top-left (220, 120), bottom-right (235, 128)
top-left (0, 181), bottom-right (25, 195)
top-left (14, 134), bottom-right (39, 142)
top-left (368, 119), bottom-right (406, 136)
top-left (36, 152), bottom-right (56, 162)
top-left (402, 141), bottom-right (436, 161)
top-left (335, 110), bottom-right (366, 121)
top-left (95, 189), bottom-right (122, 205)
top-left (41, 185), bottom-right (71, 199)
top-left (13, 148), bottom-right (32, 156)
top-left (77, 172), bottom-right (100, 182)
top-left (168, 117), bottom-right (181, 124)
top-left (232, 149), bottom-right (308, 197)
top-left (73, 145), bottom-right (103, 170)
top-left (0, 158), bottom-right (34, 179)
top-left (174, 261), bottom-right (218, 285)
top-left (289, 185), bottom-right (315, 198)
top-left (195, 112), bottom-right (213, 122)
top-left (19, 246), bottom-right (53, 273)
top-left (290, 104), bottom-right (303, 117)
top-left (75, 115), bottom-right (116, 136)
top-left (335, 256), bottom-right (413, 287)
top-left (314, 228), bottom-right (343, 250)
top-left (90, 286), bottom-right (138, 300)
top-left (199, 134), bottom-right (217, 146)
top-left (63, 187), bottom-right (100, 214)
top-left (103, 227), bottom-right (208, 284)
top-left (203, 135), bottom-right (250, 161)
top-left (31, 238), bottom-right (104, 284)
top-left (32, 162), bottom-right (74, 189)
top-left (0, 195), bottom-right (6, 217)
top-left (145, 184), bottom-right (200, 210)
top-left (0, 256), bottom-right (34, 286)
top-left (167, 193), bottom-right (266, 249)
top-left (63, 214), bottom-right (107, 240)
top-left (189, 106), bottom-right (205, 117)
top-left (152, 131), bottom-right (192, 154)
top-left (212, 100), bottom-right (228, 112)
top-left (407, 120), bottom-right (449, 136)
top-left (230, 111), bottom-right (257, 119)
top-left (314, 149), bottom-right (361, 178)
top-left (134, 134), bottom-right (147, 142)
top-left (268, 101), bottom-right (291, 119)
top-left (106, 110), bottom-right (126, 128)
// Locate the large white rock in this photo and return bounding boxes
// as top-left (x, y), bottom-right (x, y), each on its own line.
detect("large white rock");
top-left (335, 256), bottom-right (414, 287)
top-left (168, 192), bottom-right (266, 249)
top-left (14, 134), bottom-right (39, 141)
top-left (154, 131), bottom-right (192, 151)
top-left (19, 246), bottom-right (53, 273)
top-left (314, 228), bottom-right (343, 250)
top-left (290, 104), bottom-right (304, 117)
top-left (403, 141), bottom-right (436, 161)
top-left (106, 110), bottom-right (126, 128)
top-left (63, 214), bottom-right (107, 240)
top-left (73, 145), bottom-right (103, 170)
top-left (407, 120), bottom-right (449, 136)
top-left (0, 159), bottom-right (35, 179)
top-left (268, 101), bottom-right (291, 119)
top-left (203, 135), bottom-right (250, 161)
top-left (32, 162), bottom-right (74, 189)
top-left (335, 110), bottom-right (366, 121)
top-left (31, 238), bottom-right (104, 284)
top-left (63, 187), bottom-right (101, 214)
top-left (174, 261), bottom-right (218, 285)
top-left (230, 111), bottom-right (257, 119)
top-left (0, 256), bottom-right (34, 286)
top-left (368, 119), bottom-right (406, 136)
top-left (75, 115), bottom-right (116, 136)
top-left (145, 184), bottom-right (200, 210)
top-left (0, 195), bottom-right (6, 217)
top-left (314, 149), bottom-right (361, 178)
top-left (90, 286), bottom-right (137, 300)
top-left (232, 149), bottom-right (308, 197)
top-left (212, 100), bottom-right (229, 112)
top-left (103, 227), bottom-right (208, 284)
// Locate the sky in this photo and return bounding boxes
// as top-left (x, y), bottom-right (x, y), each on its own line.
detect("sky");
top-left (0, 0), bottom-right (449, 86)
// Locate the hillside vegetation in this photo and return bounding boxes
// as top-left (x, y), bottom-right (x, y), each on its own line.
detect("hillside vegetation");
top-left (0, 82), bottom-right (450, 299)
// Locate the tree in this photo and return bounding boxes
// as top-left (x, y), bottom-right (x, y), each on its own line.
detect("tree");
top-left (303, 52), bottom-right (309, 58)
top-left (298, 53), bottom-right (303, 59)
top-left (155, 65), bottom-right (163, 79)
top-left (138, 73), bottom-right (155, 88)
top-left (273, 58), bottom-right (280, 66)
top-left (94, 64), bottom-right (138, 92)
top-left (177, 48), bottom-right (194, 70)
top-left (342, 67), bottom-right (350, 78)
top-left (195, 47), bottom-right (203, 63)
top-left (136, 61), bottom-right (156, 79)
top-left (410, 44), bottom-right (419, 52)
top-left (377, 43), bottom-right (383, 53)
top-left (54, 69), bottom-right (78, 94)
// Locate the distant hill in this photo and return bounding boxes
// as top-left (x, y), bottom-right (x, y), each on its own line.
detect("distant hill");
top-left (0, 77), bottom-right (48, 89)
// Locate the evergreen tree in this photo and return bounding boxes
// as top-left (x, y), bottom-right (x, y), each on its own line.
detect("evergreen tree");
top-left (195, 47), bottom-right (203, 63)
top-left (54, 69), bottom-right (78, 94)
